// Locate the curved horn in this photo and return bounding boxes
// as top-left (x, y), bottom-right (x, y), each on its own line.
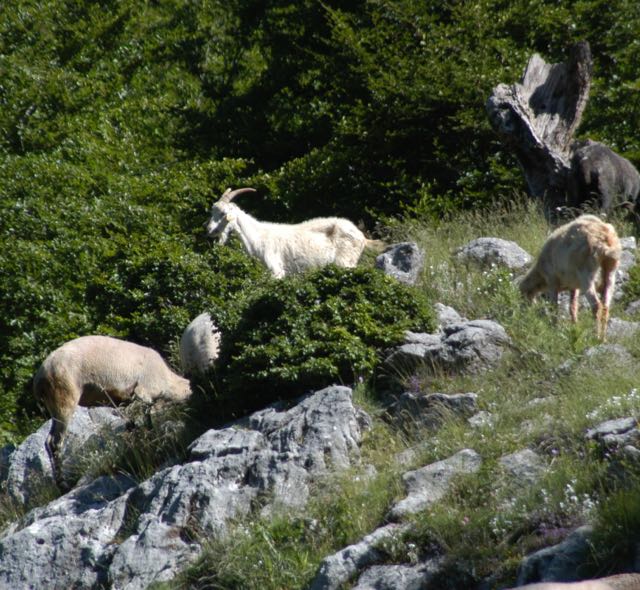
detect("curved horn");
top-left (219, 187), bottom-right (257, 204)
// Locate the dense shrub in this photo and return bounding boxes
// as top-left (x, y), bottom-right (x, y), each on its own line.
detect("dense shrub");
top-left (211, 266), bottom-right (435, 414)
top-left (0, 151), bottom-right (263, 442)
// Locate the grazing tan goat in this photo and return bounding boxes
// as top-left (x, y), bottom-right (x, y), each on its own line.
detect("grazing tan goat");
top-left (205, 187), bottom-right (383, 278)
top-left (519, 214), bottom-right (621, 340)
top-left (33, 335), bottom-right (192, 479)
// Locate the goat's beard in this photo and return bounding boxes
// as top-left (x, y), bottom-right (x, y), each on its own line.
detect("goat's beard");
top-left (218, 224), bottom-right (233, 244)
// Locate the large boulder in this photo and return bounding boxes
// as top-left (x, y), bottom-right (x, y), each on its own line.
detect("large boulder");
top-left (309, 523), bottom-right (410, 590)
top-left (384, 319), bottom-right (511, 378)
top-left (389, 448), bottom-right (482, 520)
top-left (434, 302), bottom-right (467, 331)
top-left (2, 407), bottom-right (128, 506)
top-left (0, 386), bottom-right (367, 590)
top-left (498, 449), bottom-right (547, 488)
top-left (456, 237), bottom-right (532, 271)
top-left (0, 474), bottom-right (136, 589)
top-left (515, 526), bottom-right (595, 585)
top-left (375, 242), bottom-right (425, 285)
top-left (352, 558), bottom-right (445, 590)
top-left (310, 448), bottom-right (482, 589)
top-left (390, 392), bottom-right (478, 431)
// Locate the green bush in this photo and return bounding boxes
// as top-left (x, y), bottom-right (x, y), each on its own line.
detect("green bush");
top-left (0, 150), bottom-right (262, 442)
top-left (211, 266), bottom-right (435, 413)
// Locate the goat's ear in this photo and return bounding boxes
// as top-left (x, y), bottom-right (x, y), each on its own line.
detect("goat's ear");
top-left (226, 212), bottom-right (236, 223)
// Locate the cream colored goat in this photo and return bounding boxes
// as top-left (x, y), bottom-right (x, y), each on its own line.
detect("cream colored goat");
top-left (519, 214), bottom-right (621, 340)
top-left (179, 313), bottom-right (221, 375)
top-left (206, 188), bottom-right (383, 278)
top-left (33, 335), bottom-right (192, 477)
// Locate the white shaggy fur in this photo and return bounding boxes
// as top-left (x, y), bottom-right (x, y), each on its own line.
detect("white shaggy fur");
top-left (519, 214), bottom-right (621, 340)
top-left (206, 188), bottom-right (382, 278)
top-left (179, 313), bottom-right (221, 375)
top-left (33, 335), bottom-right (192, 477)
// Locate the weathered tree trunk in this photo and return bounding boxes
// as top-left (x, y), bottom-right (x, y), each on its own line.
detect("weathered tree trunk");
top-left (487, 42), bottom-right (640, 219)
top-left (486, 42), bottom-right (593, 211)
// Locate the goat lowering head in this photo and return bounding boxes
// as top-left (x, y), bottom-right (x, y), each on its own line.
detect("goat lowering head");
top-left (33, 335), bottom-right (192, 487)
top-left (518, 214), bottom-right (621, 340)
top-left (206, 187), bottom-right (257, 244)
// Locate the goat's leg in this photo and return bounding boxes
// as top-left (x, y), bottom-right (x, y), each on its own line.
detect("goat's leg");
top-left (546, 288), bottom-right (559, 322)
top-left (266, 259), bottom-right (286, 279)
top-left (598, 264), bottom-right (618, 341)
top-left (41, 379), bottom-right (78, 488)
top-left (583, 285), bottom-right (605, 340)
top-left (569, 290), bottom-right (579, 323)
top-left (45, 417), bottom-right (68, 488)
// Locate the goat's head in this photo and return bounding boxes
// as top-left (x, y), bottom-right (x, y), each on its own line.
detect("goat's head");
top-left (205, 187), bottom-right (256, 243)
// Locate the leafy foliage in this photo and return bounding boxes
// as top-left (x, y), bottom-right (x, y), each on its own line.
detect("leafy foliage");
top-left (211, 266), bottom-right (435, 413)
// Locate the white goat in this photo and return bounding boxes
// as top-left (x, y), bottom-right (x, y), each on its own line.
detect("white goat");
top-left (519, 214), bottom-right (621, 340)
top-left (33, 335), bottom-right (192, 478)
top-left (206, 187), bottom-right (383, 278)
top-left (179, 312), bottom-right (221, 375)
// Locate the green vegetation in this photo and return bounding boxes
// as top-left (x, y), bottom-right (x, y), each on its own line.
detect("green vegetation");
top-left (209, 265), bottom-right (435, 414)
top-left (1, 0), bottom-right (640, 587)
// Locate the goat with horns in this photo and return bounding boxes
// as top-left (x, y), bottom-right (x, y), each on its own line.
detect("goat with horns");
top-left (205, 187), bottom-right (384, 278)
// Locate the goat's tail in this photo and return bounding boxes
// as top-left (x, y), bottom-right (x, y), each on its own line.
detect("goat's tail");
top-left (365, 239), bottom-right (387, 253)
top-left (592, 222), bottom-right (622, 265)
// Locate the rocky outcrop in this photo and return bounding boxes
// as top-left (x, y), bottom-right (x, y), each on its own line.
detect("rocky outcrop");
top-left (389, 448), bottom-right (482, 521)
top-left (309, 448), bottom-right (483, 589)
top-left (384, 319), bottom-right (511, 377)
top-left (310, 523), bottom-right (411, 590)
top-left (351, 558), bottom-right (445, 590)
top-left (515, 526), bottom-right (595, 585)
top-left (456, 237), bottom-right (532, 271)
top-left (434, 302), bottom-right (467, 330)
top-left (498, 449), bottom-right (547, 488)
top-left (389, 391), bottom-right (478, 431)
top-left (2, 406), bottom-right (128, 506)
top-left (376, 242), bottom-right (425, 285)
top-left (614, 236), bottom-right (637, 300)
top-left (0, 386), bottom-right (367, 590)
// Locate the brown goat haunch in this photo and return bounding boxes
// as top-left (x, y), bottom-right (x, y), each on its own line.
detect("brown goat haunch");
top-left (33, 335), bottom-right (192, 479)
top-left (519, 214), bottom-right (621, 340)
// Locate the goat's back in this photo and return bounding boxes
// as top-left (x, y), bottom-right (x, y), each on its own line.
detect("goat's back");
top-left (535, 215), bottom-right (621, 288)
top-left (35, 335), bottom-right (177, 400)
top-left (179, 313), bottom-right (220, 375)
top-left (298, 216), bottom-right (363, 237)
top-left (268, 216), bottom-right (366, 271)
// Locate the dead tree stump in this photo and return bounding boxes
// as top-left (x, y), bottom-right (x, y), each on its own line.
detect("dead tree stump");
top-left (486, 41), bottom-right (640, 218)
